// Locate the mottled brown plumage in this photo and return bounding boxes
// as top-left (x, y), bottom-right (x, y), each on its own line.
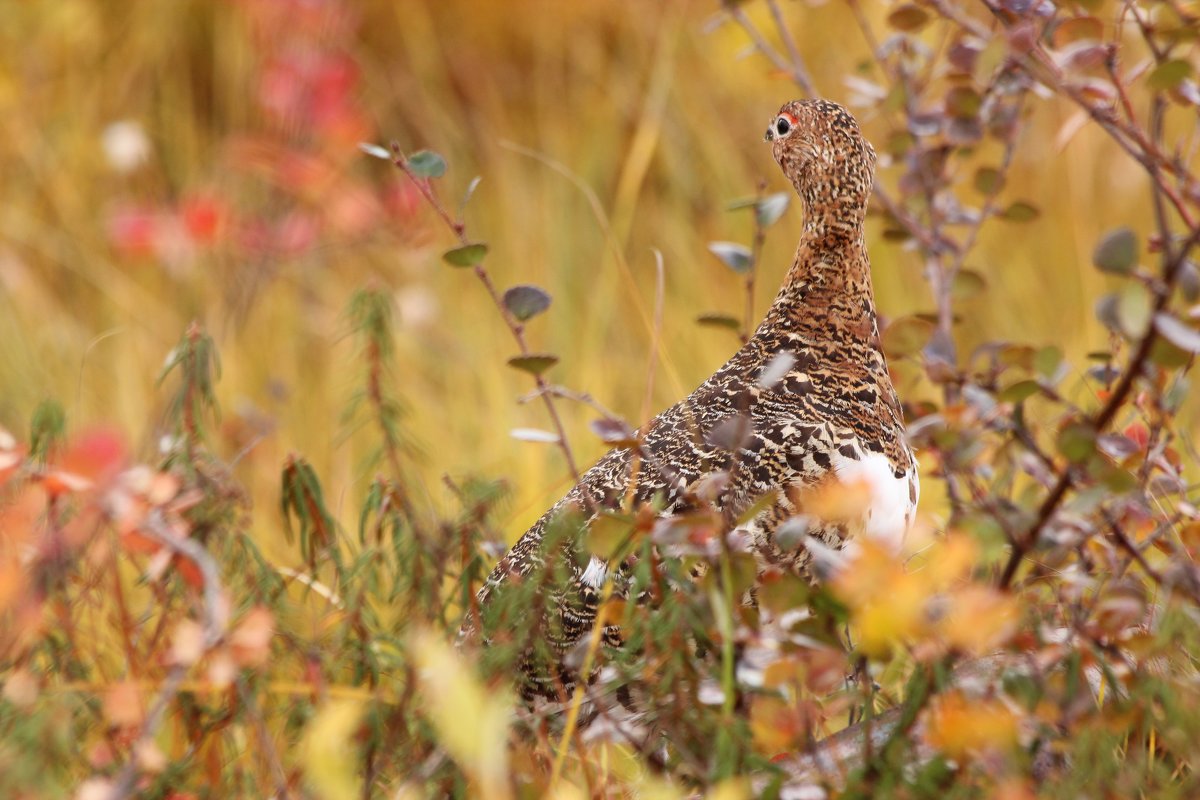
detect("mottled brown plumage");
top-left (462, 100), bottom-right (918, 700)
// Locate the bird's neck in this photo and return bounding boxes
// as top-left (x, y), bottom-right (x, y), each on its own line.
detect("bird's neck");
top-left (756, 191), bottom-right (877, 336)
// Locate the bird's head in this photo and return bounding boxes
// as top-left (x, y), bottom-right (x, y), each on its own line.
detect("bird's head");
top-left (765, 99), bottom-right (877, 218)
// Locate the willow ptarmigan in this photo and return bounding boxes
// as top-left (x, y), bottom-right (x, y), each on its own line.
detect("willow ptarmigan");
top-left (463, 99), bottom-right (918, 700)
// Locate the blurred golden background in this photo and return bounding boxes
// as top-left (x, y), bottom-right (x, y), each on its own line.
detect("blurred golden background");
top-left (0, 0), bottom-right (1184, 556)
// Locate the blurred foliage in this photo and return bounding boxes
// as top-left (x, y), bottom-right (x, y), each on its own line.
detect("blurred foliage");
top-left (1, 0), bottom-right (1200, 797)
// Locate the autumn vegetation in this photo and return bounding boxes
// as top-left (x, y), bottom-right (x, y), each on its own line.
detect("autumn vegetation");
top-left (2, 0), bottom-right (1200, 797)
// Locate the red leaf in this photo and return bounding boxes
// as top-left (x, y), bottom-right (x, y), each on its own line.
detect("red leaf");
top-left (181, 195), bottom-right (224, 243)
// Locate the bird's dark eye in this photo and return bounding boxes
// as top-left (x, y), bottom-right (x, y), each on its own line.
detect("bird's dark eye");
top-left (776, 117), bottom-right (791, 136)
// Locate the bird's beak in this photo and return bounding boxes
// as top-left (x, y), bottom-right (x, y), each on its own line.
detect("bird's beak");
top-left (764, 127), bottom-right (774, 143)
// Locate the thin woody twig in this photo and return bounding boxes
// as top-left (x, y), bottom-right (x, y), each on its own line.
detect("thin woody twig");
top-left (110, 511), bottom-right (228, 800)
top-left (725, 3), bottom-right (814, 96)
top-left (390, 147), bottom-right (583, 482)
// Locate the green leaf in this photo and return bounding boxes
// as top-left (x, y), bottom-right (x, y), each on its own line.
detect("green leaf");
top-left (1116, 282), bottom-right (1152, 338)
top-left (1095, 292), bottom-right (1120, 332)
top-left (589, 512), bottom-right (636, 561)
top-left (973, 167), bottom-right (1005, 195)
top-left (882, 316), bottom-right (934, 358)
top-left (1000, 201), bottom-right (1040, 222)
top-left (507, 353), bottom-right (559, 375)
top-left (442, 243), bottom-right (488, 267)
top-left (887, 4), bottom-right (930, 30)
top-left (1154, 312), bottom-right (1200, 353)
top-left (951, 269), bottom-right (987, 301)
top-left (707, 241), bottom-right (753, 274)
top-left (1057, 421), bottom-right (1096, 464)
top-left (696, 313), bottom-right (741, 331)
top-left (502, 284), bottom-right (552, 321)
top-left (945, 86), bottom-right (982, 118)
top-left (756, 193), bottom-right (790, 227)
top-left (1092, 227), bottom-right (1138, 274)
top-left (1180, 259), bottom-right (1200, 302)
top-left (407, 149), bottom-right (447, 178)
top-left (998, 380), bottom-right (1040, 403)
top-left (1148, 59), bottom-right (1193, 91)
top-left (1033, 345), bottom-right (1063, 379)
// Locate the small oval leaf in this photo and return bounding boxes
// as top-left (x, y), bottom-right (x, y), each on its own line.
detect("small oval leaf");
top-left (1092, 227), bottom-right (1138, 274)
top-left (951, 269), bottom-right (987, 301)
top-left (503, 284), bottom-right (552, 321)
top-left (882, 317), bottom-right (934, 358)
top-left (507, 353), bottom-right (559, 375)
top-left (756, 193), bottom-right (791, 227)
top-left (1148, 59), bottom-right (1193, 91)
top-left (1116, 282), bottom-right (1152, 338)
top-left (510, 427), bottom-right (560, 443)
top-left (887, 4), bottom-right (930, 30)
top-left (1057, 421), bottom-right (1096, 464)
top-left (1154, 312), bottom-right (1200, 353)
top-left (407, 150), bottom-right (447, 178)
top-left (973, 167), bottom-right (1005, 195)
top-left (443, 243), bottom-right (489, 267)
top-left (590, 418), bottom-right (638, 447)
top-left (707, 241), bottom-right (753, 274)
top-left (358, 142), bottom-right (392, 160)
top-left (998, 380), bottom-right (1040, 403)
top-left (696, 313), bottom-right (741, 331)
top-left (1000, 201), bottom-right (1040, 222)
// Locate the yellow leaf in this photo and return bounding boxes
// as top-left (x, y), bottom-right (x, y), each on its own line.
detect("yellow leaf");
top-left (302, 700), bottom-right (363, 800)
top-left (855, 573), bottom-right (926, 658)
top-left (923, 534), bottom-right (978, 590)
top-left (938, 586), bottom-right (1019, 655)
top-left (749, 695), bottom-right (804, 755)
top-left (411, 629), bottom-right (513, 800)
top-left (798, 474), bottom-right (872, 525)
top-left (708, 779), bottom-right (751, 800)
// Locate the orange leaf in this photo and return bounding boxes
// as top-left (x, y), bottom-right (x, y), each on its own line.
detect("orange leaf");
top-left (230, 607), bottom-right (275, 668)
top-left (926, 691), bottom-right (1019, 759)
top-left (103, 681), bottom-right (146, 729)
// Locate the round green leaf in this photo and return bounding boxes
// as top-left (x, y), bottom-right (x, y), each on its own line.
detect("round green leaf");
top-left (1034, 345), bottom-right (1063, 379)
top-left (1057, 421), bottom-right (1096, 464)
top-left (945, 86), bottom-right (982, 119)
top-left (502, 284), bottom-right (552, 321)
top-left (1116, 282), bottom-right (1152, 338)
top-left (1092, 227), bottom-right (1138, 274)
top-left (443, 243), bottom-right (488, 267)
top-left (973, 167), bottom-right (1005, 195)
top-left (951, 269), bottom-right (987, 301)
top-left (882, 316), bottom-right (934, 358)
top-left (407, 150), bottom-right (447, 178)
top-left (589, 512), bottom-right (635, 562)
top-left (1148, 59), bottom-right (1193, 91)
